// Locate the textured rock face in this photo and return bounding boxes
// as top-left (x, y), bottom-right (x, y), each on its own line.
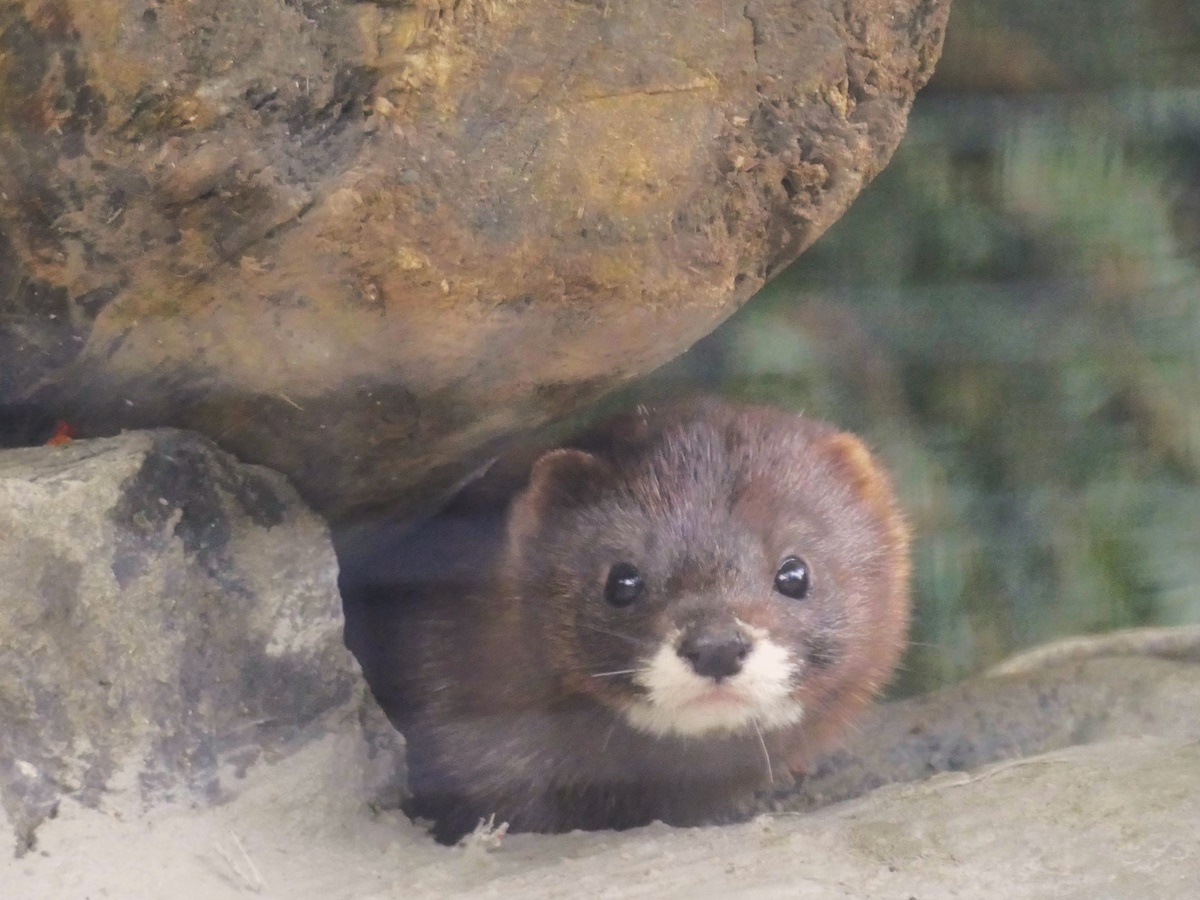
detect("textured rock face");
top-left (3, 636), bottom-right (1200, 898)
top-left (0, 0), bottom-right (949, 521)
top-left (771, 628), bottom-right (1200, 814)
top-left (0, 431), bottom-right (377, 854)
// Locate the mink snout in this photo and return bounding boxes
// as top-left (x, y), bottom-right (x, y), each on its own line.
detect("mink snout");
top-left (677, 622), bottom-right (753, 681)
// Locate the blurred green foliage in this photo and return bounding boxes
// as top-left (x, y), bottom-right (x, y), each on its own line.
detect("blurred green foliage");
top-left (620, 0), bottom-right (1200, 694)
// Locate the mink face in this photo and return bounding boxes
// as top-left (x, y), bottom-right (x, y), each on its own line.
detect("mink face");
top-left (504, 403), bottom-right (909, 751)
top-left (371, 399), bottom-right (910, 843)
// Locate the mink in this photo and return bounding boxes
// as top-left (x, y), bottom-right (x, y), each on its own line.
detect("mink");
top-left (347, 398), bottom-right (911, 844)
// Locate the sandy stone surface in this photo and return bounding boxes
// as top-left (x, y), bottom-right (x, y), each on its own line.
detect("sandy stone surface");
top-left (8, 639), bottom-right (1200, 899)
top-left (5, 732), bottom-right (1197, 899)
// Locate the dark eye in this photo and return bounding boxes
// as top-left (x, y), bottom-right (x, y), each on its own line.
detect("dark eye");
top-left (774, 556), bottom-right (811, 600)
top-left (604, 562), bottom-right (644, 607)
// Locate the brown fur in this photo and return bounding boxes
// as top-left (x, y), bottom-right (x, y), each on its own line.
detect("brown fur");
top-left (350, 398), bottom-right (911, 843)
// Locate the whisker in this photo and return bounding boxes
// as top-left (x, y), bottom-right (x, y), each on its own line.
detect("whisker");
top-left (752, 718), bottom-right (774, 785)
top-left (589, 668), bottom-right (644, 678)
top-left (577, 622), bottom-right (650, 646)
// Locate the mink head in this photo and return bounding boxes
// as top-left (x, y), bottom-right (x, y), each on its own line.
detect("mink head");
top-left (504, 400), bottom-right (911, 743)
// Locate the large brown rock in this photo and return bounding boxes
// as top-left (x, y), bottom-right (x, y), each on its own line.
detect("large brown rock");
top-left (0, 0), bottom-right (948, 521)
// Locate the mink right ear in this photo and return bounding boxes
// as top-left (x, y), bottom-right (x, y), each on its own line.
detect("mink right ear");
top-left (507, 449), bottom-right (612, 545)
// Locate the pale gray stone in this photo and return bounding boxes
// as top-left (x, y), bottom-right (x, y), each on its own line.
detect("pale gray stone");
top-left (0, 430), bottom-right (375, 854)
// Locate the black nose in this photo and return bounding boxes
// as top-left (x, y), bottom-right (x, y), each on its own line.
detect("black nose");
top-left (678, 627), bottom-right (752, 681)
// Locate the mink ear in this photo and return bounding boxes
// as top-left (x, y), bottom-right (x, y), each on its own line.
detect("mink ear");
top-left (507, 449), bottom-right (613, 546)
top-left (818, 432), bottom-right (910, 554)
top-left (818, 433), bottom-right (885, 498)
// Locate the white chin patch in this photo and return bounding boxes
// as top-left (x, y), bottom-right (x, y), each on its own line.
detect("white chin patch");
top-left (623, 626), bottom-right (804, 738)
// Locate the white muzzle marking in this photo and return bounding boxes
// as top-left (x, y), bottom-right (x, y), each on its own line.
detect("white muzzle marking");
top-left (623, 626), bottom-right (804, 738)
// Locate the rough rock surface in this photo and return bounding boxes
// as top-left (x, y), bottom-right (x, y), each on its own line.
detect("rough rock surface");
top-left (778, 649), bottom-right (1200, 813)
top-left (0, 0), bottom-right (949, 521)
top-left (0, 430), bottom-right (396, 855)
top-left (3, 656), bottom-right (1199, 898)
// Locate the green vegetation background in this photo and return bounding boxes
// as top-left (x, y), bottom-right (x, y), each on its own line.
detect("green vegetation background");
top-left (627, 0), bottom-right (1200, 694)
